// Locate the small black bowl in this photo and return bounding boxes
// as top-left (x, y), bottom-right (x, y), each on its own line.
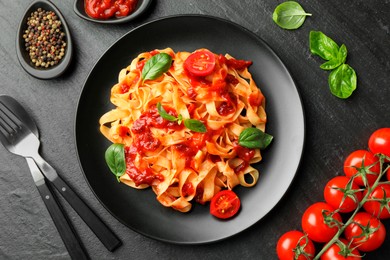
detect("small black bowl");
top-left (16, 0), bottom-right (73, 80)
top-left (73, 0), bottom-right (152, 24)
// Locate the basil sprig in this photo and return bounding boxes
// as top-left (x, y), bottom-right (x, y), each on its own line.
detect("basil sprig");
top-left (272, 1), bottom-right (311, 30)
top-left (157, 102), bottom-right (206, 133)
top-left (105, 143), bottom-right (126, 182)
top-left (320, 44), bottom-right (347, 70)
top-left (238, 128), bottom-right (273, 149)
top-left (310, 31), bottom-right (348, 70)
top-left (310, 31), bottom-right (357, 99)
top-left (141, 53), bottom-right (172, 81)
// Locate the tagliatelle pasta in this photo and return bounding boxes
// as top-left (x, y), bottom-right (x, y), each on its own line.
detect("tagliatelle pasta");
top-left (99, 48), bottom-right (267, 212)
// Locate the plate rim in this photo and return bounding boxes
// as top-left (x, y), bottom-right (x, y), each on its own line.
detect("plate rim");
top-left (74, 14), bottom-right (306, 244)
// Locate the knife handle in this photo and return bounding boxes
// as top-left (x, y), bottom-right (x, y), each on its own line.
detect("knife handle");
top-left (51, 176), bottom-right (122, 252)
top-left (36, 182), bottom-right (90, 260)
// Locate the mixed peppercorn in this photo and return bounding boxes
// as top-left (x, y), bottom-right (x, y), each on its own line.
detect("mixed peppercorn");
top-left (23, 8), bottom-right (66, 69)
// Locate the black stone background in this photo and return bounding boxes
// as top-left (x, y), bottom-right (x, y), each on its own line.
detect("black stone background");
top-left (0, 0), bottom-right (389, 259)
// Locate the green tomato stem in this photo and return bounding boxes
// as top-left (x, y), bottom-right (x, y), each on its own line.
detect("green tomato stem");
top-left (313, 155), bottom-right (388, 259)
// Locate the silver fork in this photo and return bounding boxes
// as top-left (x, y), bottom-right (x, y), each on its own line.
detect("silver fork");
top-left (0, 97), bottom-right (121, 253)
top-left (0, 103), bottom-right (58, 181)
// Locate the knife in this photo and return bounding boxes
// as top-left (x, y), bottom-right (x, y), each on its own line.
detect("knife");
top-left (26, 157), bottom-right (90, 260)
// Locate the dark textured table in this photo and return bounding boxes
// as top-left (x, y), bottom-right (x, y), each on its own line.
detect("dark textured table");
top-left (1, 0), bottom-right (389, 259)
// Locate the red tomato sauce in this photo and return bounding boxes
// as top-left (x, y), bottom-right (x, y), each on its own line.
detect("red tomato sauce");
top-left (248, 91), bottom-right (263, 107)
top-left (131, 106), bottom-right (183, 134)
top-left (85, 0), bottom-right (138, 20)
top-left (217, 92), bottom-right (237, 116)
top-left (186, 72), bottom-right (238, 116)
top-left (181, 183), bottom-right (195, 197)
top-left (124, 105), bottom-right (186, 186)
top-left (174, 142), bottom-right (197, 168)
top-left (124, 146), bottom-right (163, 186)
top-left (233, 143), bottom-right (255, 173)
top-left (119, 83), bottom-right (130, 94)
top-left (174, 131), bottom-right (214, 168)
top-left (218, 55), bottom-right (253, 70)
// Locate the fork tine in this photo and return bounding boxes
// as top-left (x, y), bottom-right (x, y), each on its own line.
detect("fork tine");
top-left (0, 100), bottom-right (23, 138)
top-left (0, 108), bottom-right (13, 138)
top-left (0, 116), bottom-right (10, 138)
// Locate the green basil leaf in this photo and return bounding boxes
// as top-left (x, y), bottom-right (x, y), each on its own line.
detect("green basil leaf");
top-left (328, 64), bottom-right (357, 99)
top-left (238, 128), bottom-right (273, 149)
top-left (157, 102), bottom-right (178, 121)
top-left (141, 53), bottom-right (172, 81)
top-left (310, 31), bottom-right (340, 61)
top-left (320, 44), bottom-right (348, 70)
top-left (184, 119), bottom-right (207, 133)
top-left (272, 1), bottom-right (311, 30)
top-left (105, 143), bottom-right (126, 182)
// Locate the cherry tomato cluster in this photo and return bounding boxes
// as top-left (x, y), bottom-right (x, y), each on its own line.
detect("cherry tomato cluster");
top-left (277, 128), bottom-right (390, 259)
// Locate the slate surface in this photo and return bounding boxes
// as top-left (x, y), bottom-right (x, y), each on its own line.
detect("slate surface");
top-left (0, 0), bottom-right (389, 259)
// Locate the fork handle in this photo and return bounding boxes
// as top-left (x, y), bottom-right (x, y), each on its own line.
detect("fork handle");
top-left (36, 181), bottom-right (90, 260)
top-left (33, 154), bottom-right (122, 252)
top-left (51, 176), bottom-right (122, 252)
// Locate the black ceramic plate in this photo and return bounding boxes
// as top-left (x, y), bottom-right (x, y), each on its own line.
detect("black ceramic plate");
top-left (75, 15), bottom-right (305, 244)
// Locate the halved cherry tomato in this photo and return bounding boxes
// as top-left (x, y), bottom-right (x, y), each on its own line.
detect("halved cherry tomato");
top-left (368, 128), bottom-right (390, 158)
top-left (344, 212), bottom-right (386, 252)
top-left (210, 190), bottom-right (240, 219)
top-left (343, 150), bottom-right (380, 187)
top-left (363, 184), bottom-right (390, 219)
top-left (324, 176), bottom-right (362, 213)
top-left (301, 202), bottom-right (342, 243)
top-left (320, 238), bottom-right (361, 260)
top-left (184, 50), bottom-right (216, 77)
top-left (276, 230), bottom-right (315, 260)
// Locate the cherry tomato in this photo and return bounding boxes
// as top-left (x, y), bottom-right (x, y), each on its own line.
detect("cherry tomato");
top-left (276, 231), bottom-right (315, 260)
top-left (184, 50), bottom-right (216, 77)
top-left (320, 238), bottom-right (361, 260)
top-left (343, 150), bottom-right (380, 186)
top-left (324, 176), bottom-right (362, 213)
top-left (344, 212), bottom-right (386, 252)
top-left (363, 184), bottom-right (390, 219)
top-left (368, 128), bottom-right (390, 158)
top-left (301, 202), bottom-right (342, 243)
top-left (210, 190), bottom-right (240, 219)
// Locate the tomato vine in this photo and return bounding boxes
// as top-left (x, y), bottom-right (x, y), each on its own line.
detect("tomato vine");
top-left (314, 154), bottom-right (389, 259)
top-left (277, 128), bottom-right (390, 259)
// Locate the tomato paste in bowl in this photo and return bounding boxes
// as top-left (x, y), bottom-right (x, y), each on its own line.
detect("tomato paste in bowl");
top-left (85, 0), bottom-right (138, 19)
top-left (73, 0), bottom-right (152, 24)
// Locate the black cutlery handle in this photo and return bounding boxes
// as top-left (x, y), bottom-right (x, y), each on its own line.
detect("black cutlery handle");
top-left (37, 182), bottom-right (89, 260)
top-left (51, 176), bottom-right (122, 252)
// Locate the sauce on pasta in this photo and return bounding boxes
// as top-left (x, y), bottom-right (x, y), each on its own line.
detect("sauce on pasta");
top-left (99, 48), bottom-right (268, 212)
